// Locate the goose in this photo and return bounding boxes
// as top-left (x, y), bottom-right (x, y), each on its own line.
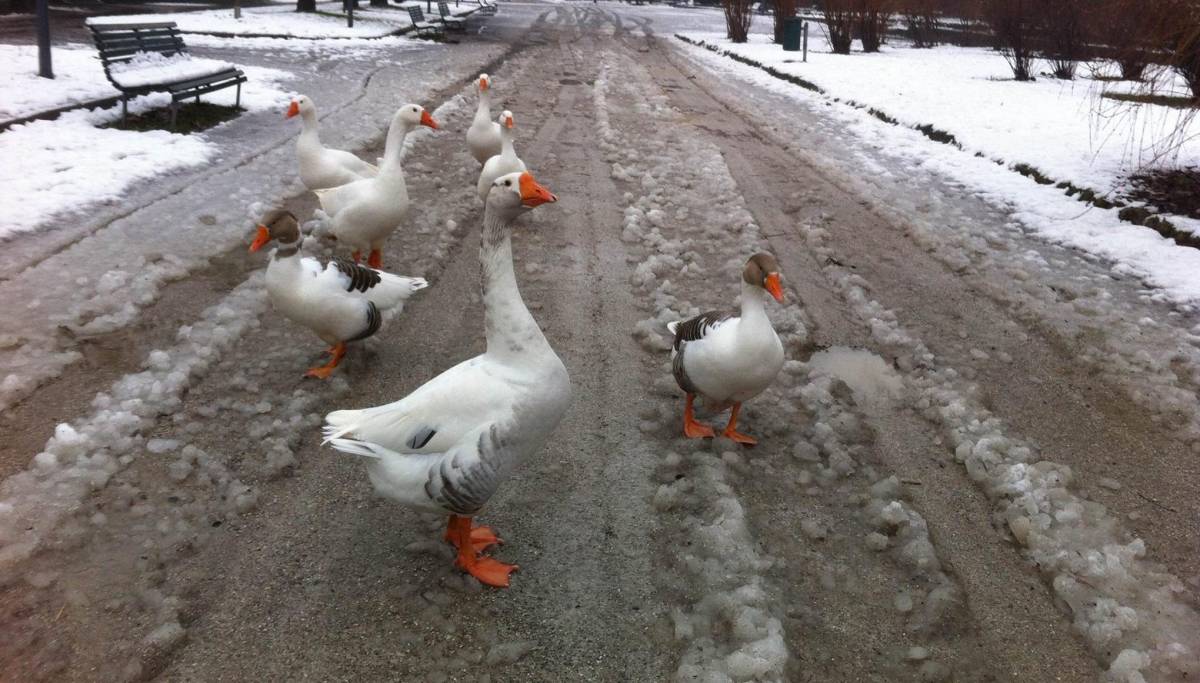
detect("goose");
top-left (667, 253), bottom-right (786, 445)
top-left (313, 103), bottom-right (438, 269)
top-left (466, 73), bottom-right (502, 165)
top-left (476, 110), bottom-right (526, 201)
top-left (287, 95), bottom-right (379, 191)
top-left (323, 171), bottom-right (568, 588)
top-left (249, 210), bottom-right (428, 379)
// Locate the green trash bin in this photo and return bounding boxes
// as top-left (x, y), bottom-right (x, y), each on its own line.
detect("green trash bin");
top-left (783, 17), bottom-right (802, 51)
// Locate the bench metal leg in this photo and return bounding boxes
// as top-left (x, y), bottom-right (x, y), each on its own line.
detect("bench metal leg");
top-left (170, 102), bottom-right (178, 130)
top-left (236, 82), bottom-right (242, 109)
top-left (122, 95), bottom-right (128, 124)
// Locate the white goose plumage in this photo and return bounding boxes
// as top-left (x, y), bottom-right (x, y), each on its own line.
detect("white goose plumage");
top-left (287, 95), bottom-right (378, 191)
top-left (249, 210), bottom-right (427, 378)
top-left (667, 253), bottom-right (786, 445)
top-left (466, 73), bottom-right (503, 165)
top-left (313, 103), bottom-right (438, 269)
top-left (476, 110), bottom-right (526, 201)
top-left (323, 171), bottom-right (568, 588)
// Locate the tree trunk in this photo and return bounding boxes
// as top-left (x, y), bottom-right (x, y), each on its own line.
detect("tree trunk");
top-left (296, 0), bottom-right (316, 12)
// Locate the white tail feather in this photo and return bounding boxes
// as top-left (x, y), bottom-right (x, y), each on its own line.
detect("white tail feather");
top-left (326, 437), bottom-right (393, 459)
top-left (666, 321), bottom-right (681, 335)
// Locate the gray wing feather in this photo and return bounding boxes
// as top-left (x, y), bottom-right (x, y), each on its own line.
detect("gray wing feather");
top-left (671, 311), bottom-right (733, 394)
top-left (424, 423), bottom-right (508, 515)
top-left (331, 257), bottom-right (382, 292)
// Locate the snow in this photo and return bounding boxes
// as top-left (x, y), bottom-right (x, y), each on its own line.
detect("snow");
top-left (86, 1), bottom-right (463, 39)
top-left (108, 52), bottom-right (237, 89)
top-left (789, 186), bottom-right (1200, 679)
top-left (681, 32), bottom-right (1200, 199)
top-left (679, 37), bottom-right (1200, 310)
top-left (0, 63), bottom-right (294, 240)
top-left (0, 44), bottom-right (115, 121)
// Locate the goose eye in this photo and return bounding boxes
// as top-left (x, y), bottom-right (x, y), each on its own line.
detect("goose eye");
top-left (504, 180), bottom-right (512, 187)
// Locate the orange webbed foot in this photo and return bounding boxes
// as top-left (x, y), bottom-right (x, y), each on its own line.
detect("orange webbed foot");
top-left (367, 249), bottom-right (383, 269)
top-left (305, 365), bottom-right (336, 379)
top-left (460, 556), bottom-right (518, 588)
top-left (351, 250), bottom-right (362, 264)
top-left (722, 429), bottom-right (758, 446)
top-left (684, 419), bottom-right (716, 439)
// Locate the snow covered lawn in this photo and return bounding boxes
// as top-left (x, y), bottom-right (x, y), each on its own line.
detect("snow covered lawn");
top-left (0, 44), bottom-right (117, 121)
top-left (0, 64), bottom-right (295, 239)
top-left (679, 37), bottom-right (1200, 308)
top-left (87, 1), bottom-right (451, 39)
top-left (679, 32), bottom-right (1200, 202)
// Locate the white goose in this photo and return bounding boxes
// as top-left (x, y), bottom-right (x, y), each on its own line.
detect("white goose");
top-left (287, 95), bottom-right (379, 191)
top-left (250, 210), bottom-right (428, 379)
top-left (476, 110), bottom-right (526, 201)
top-left (313, 103), bottom-right (438, 269)
top-left (323, 171), bottom-right (568, 588)
top-left (667, 253), bottom-right (785, 445)
top-left (466, 73), bottom-right (502, 165)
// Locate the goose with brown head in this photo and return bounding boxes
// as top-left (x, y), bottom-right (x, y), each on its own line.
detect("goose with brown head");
top-left (667, 252), bottom-right (787, 445)
top-left (249, 209), bottom-right (428, 379)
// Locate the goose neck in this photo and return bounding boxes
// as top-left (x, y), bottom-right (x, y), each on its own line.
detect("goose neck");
top-left (480, 208), bottom-right (544, 359)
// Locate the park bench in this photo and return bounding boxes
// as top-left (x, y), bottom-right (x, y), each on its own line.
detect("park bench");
top-left (406, 6), bottom-right (446, 38)
top-left (474, 0), bottom-right (498, 15)
top-left (437, 2), bottom-right (468, 32)
top-left (87, 21), bottom-right (247, 129)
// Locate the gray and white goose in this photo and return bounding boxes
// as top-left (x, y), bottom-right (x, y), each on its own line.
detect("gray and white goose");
top-left (250, 210), bottom-right (428, 378)
top-left (322, 171), bottom-right (569, 588)
top-left (667, 253), bottom-right (785, 445)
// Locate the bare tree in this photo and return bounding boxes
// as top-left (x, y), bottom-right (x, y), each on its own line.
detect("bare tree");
top-left (1163, 0), bottom-right (1200, 99)
top-left (986, 0), bottom-right (1036, 80)
top-left (821, 0), bottom-right (857, 53)
top-left (724, 0), bottom-right (756, 43)
top-left (297, 0), bottom-right (316, 12)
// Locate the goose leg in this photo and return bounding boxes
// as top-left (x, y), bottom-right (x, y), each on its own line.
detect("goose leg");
top-left (367, 249), bottom-right (383, 269)
top-left (683, 393), bottom-right (715, 439)
top-left (305, 342), bottom-right (346, 379)
top-left (443, 514), bottom-right (503, 553)
top-left (351, 250), bottom-right (362, 264)
top-left (721, 403), bottom-right (758, 446)
top-left (447, 515), bottom-right (517, 588)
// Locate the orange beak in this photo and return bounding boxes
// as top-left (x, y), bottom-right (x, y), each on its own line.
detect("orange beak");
top-left (285, 100), bottom-right (299, 119)
top-left (479, 77), bottom-right (488, 91)
top-left (420, 110), bottom-right (439, 130)
top-left (518, 172), bottom-right (557, 208)
top-left (764, 273), bottom-right (784, 303)
top-left (249, 225), bottom-right (271, 252)
top-left (504, 115), bottom-right (514, 129)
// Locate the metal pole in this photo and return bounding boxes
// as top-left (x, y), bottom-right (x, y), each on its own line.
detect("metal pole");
top-left (802, 21), bottom-right (808, 62)
top-left (348, 0), bottom-right (354, 28)
top-left (234, 0), bottom-right (241, 19)
top-left (36, 0), bottom-right (53, 79)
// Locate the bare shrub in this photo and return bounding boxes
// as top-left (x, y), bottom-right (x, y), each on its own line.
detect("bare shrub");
top-left (773, 0), bottom-right (799, 44)
top-left (1091, 0), bottom-right (1155, 80)
top-left (723, 0), bottom-right (756, 42)
top-left (858, 0), bottom-right (892, 52)
top-left (901, 0), bottom-right (939, 47)
top-left (820, 0), bottom-right (856, 53)
top-left (985, 0), bottom-right (1036, 80)
top-left (1038, 0), bottom-right (1085, 79)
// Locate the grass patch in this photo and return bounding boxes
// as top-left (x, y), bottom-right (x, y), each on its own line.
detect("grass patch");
top-left (1126, 167), bottom-right (1200, 220)
top-left (1102, 92), bottom-right (1198, 109)
top-left (1013, 162), bottom-right (1054, 185)
top-left (103, 101), bottom-right (242, 134)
